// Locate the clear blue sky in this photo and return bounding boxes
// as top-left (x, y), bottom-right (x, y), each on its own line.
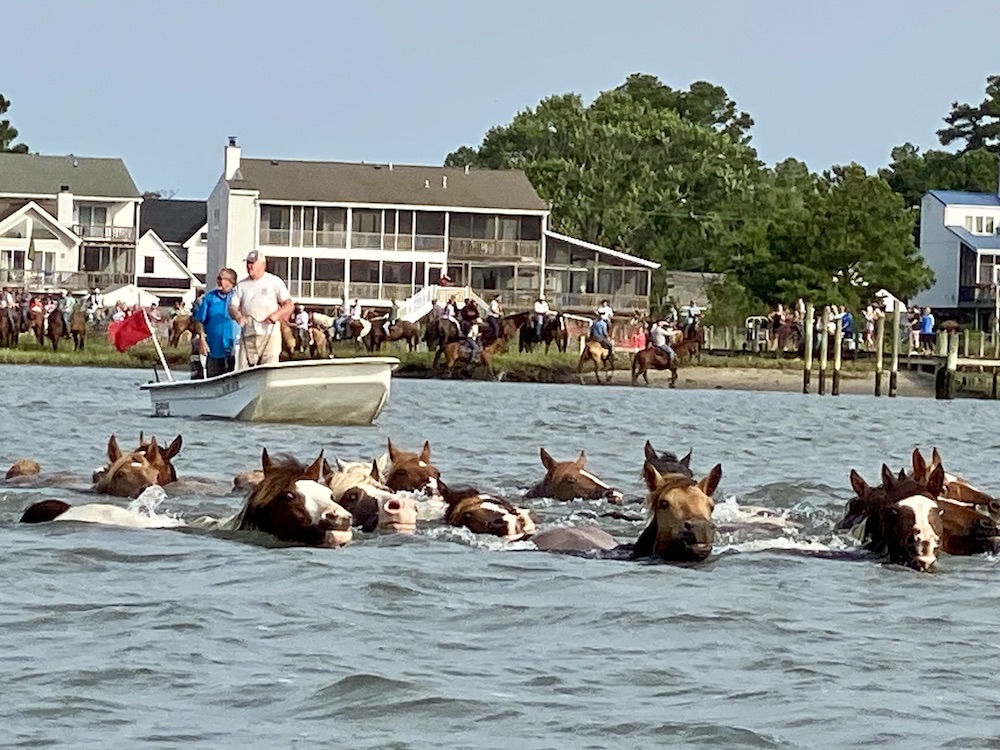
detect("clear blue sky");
top-left (2, 0), bottom-right (996, 199)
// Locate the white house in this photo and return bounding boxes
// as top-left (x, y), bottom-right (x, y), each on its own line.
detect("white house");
top-left (206, 138), bottom-right (658, 314)
top-left (916, 189), bottom-right (1000, 324)
top-left (137, 199), bottom-right (207, 307)
top-left (0, 153), bottom-right (141, 293)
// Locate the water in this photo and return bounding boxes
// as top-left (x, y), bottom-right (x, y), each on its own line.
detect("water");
top-left (3, 364), bottom-right (1000, 749)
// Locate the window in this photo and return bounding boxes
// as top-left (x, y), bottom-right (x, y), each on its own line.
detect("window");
top-left (521, 217), bottom-right (542, 241)
top-left (352, 209), bottom-right (381, 234)
top-left (988, 217), bottom-right (996, 234)
top-left (471, 265), bottom-right (513, 291)
top-left (382, 261), bottom-right (411, 284)
top-left (499, 217), bottom-right (518, 241)
top-left (415, 211), bottom-right (445, 236)
top-left (976, 216), bottom-right (985, 234)
top-left (268, 256), bottom-right (290, 281)
top-left (966, 216), bottom-right (975, 231)
top-left (143, 257), bottom-right (154, 274)
top-left (78, 205), bottom-right (108, 227)
top-left (350, 260), bottom-right (379, 283)
top-left (450, 214), bottom-right (473, 238)
top-left (472, 215), bottom-right (496, 240)
top-left (978, 254), bottom-right (998, 285)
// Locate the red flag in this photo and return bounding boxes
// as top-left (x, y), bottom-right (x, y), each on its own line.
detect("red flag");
top-left (107, 311), bottom-right (153, 352)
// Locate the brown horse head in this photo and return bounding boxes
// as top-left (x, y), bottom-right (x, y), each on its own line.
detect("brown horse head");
top-left (877, 463), bottom-right (946, 572)
top-left (642, 441), bottom-right (693, 478)
top-left (441, 481), bottom-right (535, 540)
top-left (6, 458), bottom-right (41, 480)
top-left (328, 459), bottom-right (417, 534)
top-left (236, 449), bottom-right (353, 547)
top-left (136, 431), bottom-right (182, 484)
top-left (525, 448), bottom-right (623, 502)
top-left (92, 435), bottom-right (162, 498)
top-left (168, 315), bottom-right (193, 347)
top-left (385, 438), bottom-right (440, 493)
top-left (633, 462), bottom-right (722, 561)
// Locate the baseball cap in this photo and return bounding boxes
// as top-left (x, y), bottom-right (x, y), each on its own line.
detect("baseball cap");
top-left (245, 250), bottom-right (266, 263)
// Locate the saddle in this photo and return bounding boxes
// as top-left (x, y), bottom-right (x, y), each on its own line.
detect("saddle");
top-left (458, 339), bottom-right (482, 364)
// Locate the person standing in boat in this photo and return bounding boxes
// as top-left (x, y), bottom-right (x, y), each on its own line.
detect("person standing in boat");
top-left (193, 267), bottom-right (238, 378)
top-left (228, 251), bottom-right (293, 369)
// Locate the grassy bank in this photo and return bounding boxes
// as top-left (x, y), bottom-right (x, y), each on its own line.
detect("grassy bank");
top-left (0, 334), bottom-right (185, 369)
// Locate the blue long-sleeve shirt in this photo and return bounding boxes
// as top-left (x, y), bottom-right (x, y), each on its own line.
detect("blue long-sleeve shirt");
top-left (192, 289), bottom-right (236, 358)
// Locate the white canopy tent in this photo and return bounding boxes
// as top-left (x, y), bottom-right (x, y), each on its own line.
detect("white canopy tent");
top-left (100, 284), bottom-right (160, 309)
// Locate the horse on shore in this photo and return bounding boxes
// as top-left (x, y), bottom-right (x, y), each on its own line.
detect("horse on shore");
top-left (631, 347), bottom-right (678, 387)
top-left (577, 340), bottom-right (615, 384)
top-left (432, 328), bottom-right (510, 379)
top-left (69, 310), bottom-right (87, 350)
top-left (525, 448), bottom-right (623, 502)
top-left (0, 308), bottom-right (21, 348)
top-left (424, 317), bottom-right (460, 352)
top-left (370, 320), bottom-right (420, 352)
top-left (169, 315), bottom-right (195, 347)
top-left (28, 309), bottom-right (45, 347)
top-left (44, 309), bottom-right (67, 350)
top-left (518, 312), bottom-right (567, 354)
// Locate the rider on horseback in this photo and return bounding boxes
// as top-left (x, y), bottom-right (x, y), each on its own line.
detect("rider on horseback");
top-left (0, 287), bottom-right (15, 337)
top-left (649, 320), bottom-right (677, 364)
top-left (533, 295), bottom-right (550, 339)
top-left (589, 316), bottom-right (613, 358)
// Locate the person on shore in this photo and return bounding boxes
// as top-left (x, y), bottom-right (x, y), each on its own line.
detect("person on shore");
top-left (589, 315), bottom-right (614, 358)
top-left (649, 320), bottom-right (676, 364)
top-left (533, 295), bottom-right (550, 339)
top-left (920, 307), bottom-right (936, 353)
top-left (228, 251), bottom-right (293, 369)
top-left (684, 299), bottom-right (702, 339)
top-left (596, 299), bottom-right (614, 324)
top-left (293, 304), bottom-right (309, 352)
top-left (384, 297), bottom-right (399, 336)
top-left (334, 295), bottom-right (350, 340)
top-left (908, 306), bottom-right (921, 354)
top-left (487, 294), bottom-right (503, 341)
top-left (193, 267), bottom-right (238, 378)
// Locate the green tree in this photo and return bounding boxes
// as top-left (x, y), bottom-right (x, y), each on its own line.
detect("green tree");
top-left (0, 94), bottom-right (28, 153)
top-left (879, 142), bottom-right (998, 211)
top-left (937, 75), bottom-right (1000, 154)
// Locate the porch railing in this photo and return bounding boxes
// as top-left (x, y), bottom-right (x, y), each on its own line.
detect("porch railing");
top-left (449, 238), bottom-right (542, 260)
top-left (74, 225), bottom-right (136, 242)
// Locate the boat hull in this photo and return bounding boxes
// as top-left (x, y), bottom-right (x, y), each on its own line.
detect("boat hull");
top-left (139, 358), bottom-right (398, 425)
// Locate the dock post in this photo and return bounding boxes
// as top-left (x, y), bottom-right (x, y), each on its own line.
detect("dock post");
top-left (993, 367), bottom-right (999, 400)
top-left (980, 331), bottom-right (986, 358)
top-left (803, 303), bottom-right (814, 393)
top-left (832, 315), bottom-right (843, 396)
top-left (889, 306), bottom-right (900, 397)
top-left (874, 314), bottom-right (885, 396)
top-left (963, 328), bottom-right (970, 357)
top-left (937, 331), bottom-right (960, 400)
top-left (818, 307), bottom-right (830, 395)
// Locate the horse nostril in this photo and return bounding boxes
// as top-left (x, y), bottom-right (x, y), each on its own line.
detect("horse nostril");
top-left (683, 521), bottom-right (694, 531)
top-left (385, 499), bottom-right (401, 513)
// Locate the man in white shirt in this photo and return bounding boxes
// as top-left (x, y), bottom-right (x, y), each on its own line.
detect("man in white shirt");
top-left (351, 298), bottom-right (363, 320)
top-left (487, 293), bottom-right (503, 341)
top-left (533, 295), bottom-right (550, 339)
top-left (228, 250), bottom-right (293, 369)
top-left (596, 299), bottom-right (613, 322)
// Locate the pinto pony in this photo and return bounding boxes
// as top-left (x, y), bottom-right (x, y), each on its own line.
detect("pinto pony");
top-left (524, 448), bottom-right (623, 502)
top-left (69, 310), bottom-right (87, 351)
top-left (440, 480), bottom-right (536, 540)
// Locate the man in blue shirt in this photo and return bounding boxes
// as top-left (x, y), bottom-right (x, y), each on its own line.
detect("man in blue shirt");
top-left (589, 316), bottom-right (614, 358)
top-left (192, 267), bottom-right (238, 378)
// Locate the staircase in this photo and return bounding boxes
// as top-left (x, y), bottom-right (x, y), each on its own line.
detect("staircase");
top-left (398, 285), bottom-right (490, 323)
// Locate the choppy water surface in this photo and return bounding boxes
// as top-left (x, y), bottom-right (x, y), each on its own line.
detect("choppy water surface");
top-left (3, 364), bottom-right (1000, 749)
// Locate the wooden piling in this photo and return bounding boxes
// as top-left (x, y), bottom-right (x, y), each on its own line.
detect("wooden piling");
top-left (937, 331), bottom-right (960, 400)
top-left (992, 367), bottom-right (998, 400)
top-left (832, 315), bottom-right (843, 396)
top-left (980, 331), bottom-right (985, 358)
top-left (803, 302), bottom-right (814, 394)
top-left (889, 306), bottom-right (900, 397)
top-left (874, 314), bottom-right (885, 396)
top-left (963, 328), bottom-right (970, 357)
top-left (818, 307), bottom-right (830, 395)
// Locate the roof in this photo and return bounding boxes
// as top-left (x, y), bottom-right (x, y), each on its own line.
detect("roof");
top-left (230, 159), bottom-right (549, 212)
top-left (945, 226), bottom-right (1000, 251)
top-left (0, 153), bottom-right (140, 199)
top-left (140, 199), bottom-right (206, 243)
top-left (928, 190), bottom-right (1000, 208)
top-left (544, 230), bottom-right (660, 269)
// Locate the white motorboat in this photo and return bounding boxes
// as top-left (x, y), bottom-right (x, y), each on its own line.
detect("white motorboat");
top-left (139, 357), bottom-right (399, 425)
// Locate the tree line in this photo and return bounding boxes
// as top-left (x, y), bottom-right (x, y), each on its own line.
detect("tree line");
top-left (446, 74), bottom-right (1000, 323)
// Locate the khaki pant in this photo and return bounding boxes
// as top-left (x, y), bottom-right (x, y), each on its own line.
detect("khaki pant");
top-left (238, 323), bottom-right (282, 369)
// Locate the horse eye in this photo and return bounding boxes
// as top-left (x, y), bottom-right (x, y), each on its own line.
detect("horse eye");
top-left (658, 498), bottom-right (670, 510)
top-left (990, 502), bottom-right (1000, 513)
top-left (938, 508), bottom-right (945, 517)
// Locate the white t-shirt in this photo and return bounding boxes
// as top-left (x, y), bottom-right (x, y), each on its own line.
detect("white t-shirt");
top-left (230, 271), bottom-right (291, 326)
top-left (597, 304), bottom-right (613, 321)
top-left (534, 300), bottom-right (549, 315)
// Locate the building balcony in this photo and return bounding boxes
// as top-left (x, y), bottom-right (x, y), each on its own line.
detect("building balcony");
top-left (74, 225), bottom-right (136, 242)
top-left (449, 238), bottom-right (541, 261)
top-left (959, 285), bottom-right (998, 306)
top-left (258, 229), bottom-right (445, 252)
top-left (553, 292), bottom-right (648, 313)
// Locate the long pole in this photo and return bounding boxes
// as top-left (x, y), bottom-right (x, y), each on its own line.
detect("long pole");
top-left (818, 306), bottom-right (830, 395)
top-left (832, 315), bottom-right (843, 396)
top-left (874, 314), bottom-right (885, 396)
top-left (803, 302), bottom-right (814, 394)
top-left (889, 305), bottom-right (900, 397)
top-left (144, 310), bottom-right (173, 382)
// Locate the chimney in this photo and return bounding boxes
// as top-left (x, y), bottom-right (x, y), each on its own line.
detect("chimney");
top-left (464, 164), bottom-right (470, 174)
top-left (225, 136), bottom-right (241, 180)
top-left (442, 176), bottom-right (448, 189)
top-left (388, 162), bottom-right (393, 171)
top-left (57, 185), bottom-right (73, 227)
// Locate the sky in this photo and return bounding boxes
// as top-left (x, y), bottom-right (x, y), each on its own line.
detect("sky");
top-left (2, 0), bottom-right (997, 199)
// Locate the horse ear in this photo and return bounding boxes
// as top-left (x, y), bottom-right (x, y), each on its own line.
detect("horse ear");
top-left (322, 458), bottom-right (333, 477)
top-left (336, 457), bottom-right (348, 472)
top-left (164, 435), bottom-right (183, 460)
top-left (419, 441), bottom-right (432, 463)
top-left (643, 441), bottom-right (658, 464)
top-left (387, 438), bottom-right (398, 462)
top-left (370, 460), bottom-right (380, 481)
top-left (912, 448), bottom-right (927, 481)
top-left (540, 447), bottom-right (556, 473)
top-left (849, 469), bottom-right (870, 498)
top-left (376, 453), bottom-right (389, 478)
top-left (304, 451), bottom-right (325, 482)
top-left (931, 447), bottom-right (943, 470)
top-left (146, 436), bottom-right (161, 464)
top-left (898, 468), bottom-right (906, 481)
top-left (107, 434), bottom-right (122, 463)
top-left (138, 430), bottom-right (145, 447)
top-left (574, 450), bottom-right (586, 469)
top-left (262, 448), bottom-right (275, 473)
top-left (642, 461), bottom-right (662, 492)
top-left (880, 464), bottom-right (894, 488)
top-left (926, 464), bottom-right (946, 498)
top-left (681, 450), bottom-right (692, 468)
top-left (698, 464), bottom-right (723, 497)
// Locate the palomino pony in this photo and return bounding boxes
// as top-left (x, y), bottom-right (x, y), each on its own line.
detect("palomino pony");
top-left (91, 436), bottom-right (167, 498)
top-left (440, 479), bottom-right (536, 540)
top-left (524, 448), bottom-right (624, 502)
top-left (577, 341), bottom-right (615, 384)
top-left (432, 330), bottom-right (510, 379)
top-left (168, 315), bottom-right (195, 347)
top-left (69, 310), bottom-right (87, 351)
top-left (384, 438), bottom-right (441, 494)
top-left (631, 461), bottom-right (722, 561)
top-left (631, 347), bottom-right (678, 387)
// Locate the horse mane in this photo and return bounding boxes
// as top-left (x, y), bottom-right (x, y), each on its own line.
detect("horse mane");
top-left (93, 450), bottom-right (149, 493)
top-left (235, 455), bottom-right (308, 531)
top-left (327, 464), bottom-right (387, 500)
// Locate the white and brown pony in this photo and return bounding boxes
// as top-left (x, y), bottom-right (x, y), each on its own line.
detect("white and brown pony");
top-left (524, 448), bottom-right (623, 503)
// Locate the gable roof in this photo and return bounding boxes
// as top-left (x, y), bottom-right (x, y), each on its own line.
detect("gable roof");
top-left (0, 200), bottom-right (80, 245)
top-left (928, 190), bottom-right (1000, 208)
top-left (140, 199), bottom-right (207, 243)
top-left (139, 230), bottom-right (205, 286)
top-left (544, 230), bottom-right (660, 269)
top-left (945, 226), bottom-right (1000, 251)
top-left (229, 159), bottom-right (549, 212)
top-left (0, 153), bottom-right (140, 199)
